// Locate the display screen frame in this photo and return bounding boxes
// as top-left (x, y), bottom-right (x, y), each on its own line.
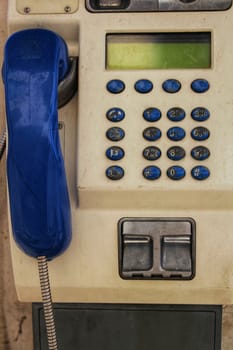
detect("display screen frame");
top-left (106, 32), bottom-right (212, 70)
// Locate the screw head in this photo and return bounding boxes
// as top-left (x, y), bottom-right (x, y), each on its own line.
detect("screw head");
top-left (64, 6), bottom-right (71, 13)
top-left (23, 7), bottom-right (31, 14)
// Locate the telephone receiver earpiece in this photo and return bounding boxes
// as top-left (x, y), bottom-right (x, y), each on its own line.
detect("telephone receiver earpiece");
top-left (3, 28), bottom-right (72, 260)
top-left (58, 57), bottom-right (78, 108)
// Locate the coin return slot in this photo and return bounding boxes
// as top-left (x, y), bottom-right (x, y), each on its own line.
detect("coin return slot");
top-left (122, 235), bottom-right (153, 272)
top-left (119, 218), bottom-right (195, 280)
top-left (161, 236), bottom-right (192, 272)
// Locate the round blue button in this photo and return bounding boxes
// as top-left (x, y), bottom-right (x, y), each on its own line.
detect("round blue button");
top-left (106, 166), bottom-right (124, 180)
top-left (167, 146), bottom-right (186, 161)
top-left (191, 79), bottom-right (210, 93)
top-left (167, 127), bottom-right (186, 141)
top-left (162, 79), bottom-right (181, 93)
top-left (106, 79), bottom-right (125, 94)
top-left (191, 107), bottom-right (210, 122)
top-left (143, 127), bottom-right (162, 141)
top-left (167, 166), bottom-right (186, 180)
top-left (143, 166), bottom-right (161, 180)
top-left (106, 108), bottom-right (125, 122)
top-left (167, 107), bottom-right (186, 122)
top-left (106, 146), bottom-right (125, 161)
top-left (191, 127), bottom-right (210, 141)
top-left (106, 127), bottom-right (125, 141)
top-left (143, 108), bottom-right (162, 122)
top-left (191, 166), bottom-right (210, 180)
top-left (191, 146), bottom-right (210, 161)
top-left (143, 146), bottom-right (161, 161)
top-left (135, 79), bottom-right (153, 94)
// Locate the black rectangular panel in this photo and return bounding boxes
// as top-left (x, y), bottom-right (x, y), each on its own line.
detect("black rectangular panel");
top-left (33, 304), bottom-right (222, 350)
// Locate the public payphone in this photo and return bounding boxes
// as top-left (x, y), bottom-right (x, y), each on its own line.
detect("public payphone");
top-left (2, 0), bottom-right (233, 348)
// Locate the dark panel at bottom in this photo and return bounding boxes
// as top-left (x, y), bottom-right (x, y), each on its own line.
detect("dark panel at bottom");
top-left (33, 303), bottom-right (222, 350)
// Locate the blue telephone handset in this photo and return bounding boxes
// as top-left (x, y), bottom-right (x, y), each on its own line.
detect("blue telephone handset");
top-left (3, 29), bottom-right (72, 260)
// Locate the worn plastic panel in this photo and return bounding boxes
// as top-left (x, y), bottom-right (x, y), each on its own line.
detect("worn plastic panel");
top-left (3, 29), bottom-right (72, 259)
top-left (6, 2), bottom-right (233, 305)
top-left (17, 0), bottom-right (79, 14)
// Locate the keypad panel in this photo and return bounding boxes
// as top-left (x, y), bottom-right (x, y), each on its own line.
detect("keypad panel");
top-left (105, 78), bottom-right (211, 181)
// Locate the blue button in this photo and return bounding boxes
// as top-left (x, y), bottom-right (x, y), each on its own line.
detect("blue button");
top-left (191, 79), bottom-right (210, 93)
top-left (191, 146), bottom-right (210, 161)
top-left (106, 79), bottom-right (125, 94)
top-left (162, 79), bottom-right (181, 93)
top-left (191, 107), bottom-right (210, 122)
top-left (167, 127), bottom-right (186, 141)
top-left (191, 127), bottom-right (210, 141)
top-left (106, 108), bottom-right (125, 122)
top-left (106, 166), bottom-right (124, 180)
top-left (167, 166), bottom-right (186, 180)
top-left (143, 108), bottom-right (161, 122)
top-left (143, 127), bottom-right (162, 141)
top-left (167, 146), bottom-right (185, 161)
top-left (167, 107), bottom-right (186, 122)
top-left (135, 79), bottom-right (153, 93)
top-left (143, 146), bottom-right (161, 161)
top-left (106, 127), bottom-right (125, 141)
top-left (143, 166), bottom-right (161, 180)
top-left (106, 146), bottom-right (125, 161)
top-left (191, 166), bottom-right (210, 180)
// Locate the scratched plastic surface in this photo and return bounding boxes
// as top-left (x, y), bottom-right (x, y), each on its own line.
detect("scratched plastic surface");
top-left (2, 29), bottom-right (72, 259)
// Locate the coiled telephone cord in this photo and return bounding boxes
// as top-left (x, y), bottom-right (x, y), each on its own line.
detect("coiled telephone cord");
top-left (0, 128), bottom-right (6, 161)
top-left (38, 256), bottom-right (59, 350)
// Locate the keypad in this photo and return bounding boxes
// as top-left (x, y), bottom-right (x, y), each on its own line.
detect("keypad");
top-left (106, 127), bottom-right (125, 141)
top-left (191, 146), bottom-right (210, 161)
top-left (143, 108), bottom-right (162, 122)
top-left (191, 127), bottom-right (210, 141)
top-left (191, 107), bottom-right (210, 122)
top-left (106, 79), bottom-right (125, 94)
top-left (167, 166), bottom-right (186, 180)
top-left (191, 166), bottom-right (210, 180)
top-left (167, 107), bottom-right (186, 122)
top-left (135, 79), bottom-right (153, 93)
top-left (106, 146), bottom-right (125, 161)
top-left (191, 79), bottom-right (210, 93)
top-left (106, 166), bottom-right (124, 180)
top-left (143, 146), bottom-right (162, 161)
top-left (162, 79), bottom-right (181, 93)
top-left (106, 107), bottom-right (125, 122)
top-left (167, 127), bottom-right (186, 141)
top-left (143, 166), bottom-right (161, 180)
top-left (143, 127), bottom-right (162, 141)
top-left (167, 146), bottom-right (186, 161)
top-left (105, 78), bottom-right (211, 180)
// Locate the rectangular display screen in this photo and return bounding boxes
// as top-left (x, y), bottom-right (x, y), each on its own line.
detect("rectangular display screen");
top-left (106, 32), bottom-right (211, 70)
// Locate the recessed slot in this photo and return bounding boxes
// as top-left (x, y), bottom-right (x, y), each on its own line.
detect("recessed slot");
top-left (161, 235), bottom-right (192, 272)
top-left (132, 273), bottom-right (144, 278)
top-left (169, 274), bottom-right (184, 278)
top-left (151, 274), bottom-right (164, 278)
top-left (122, 235), bottom-right (153, 272)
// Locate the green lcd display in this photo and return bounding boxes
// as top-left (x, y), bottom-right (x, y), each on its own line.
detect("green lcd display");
top-left (106, 33), bottom-right (211, 70)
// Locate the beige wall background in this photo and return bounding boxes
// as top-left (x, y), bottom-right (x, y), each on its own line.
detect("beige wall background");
top-left (0, 1), bottom-right (233, 349)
